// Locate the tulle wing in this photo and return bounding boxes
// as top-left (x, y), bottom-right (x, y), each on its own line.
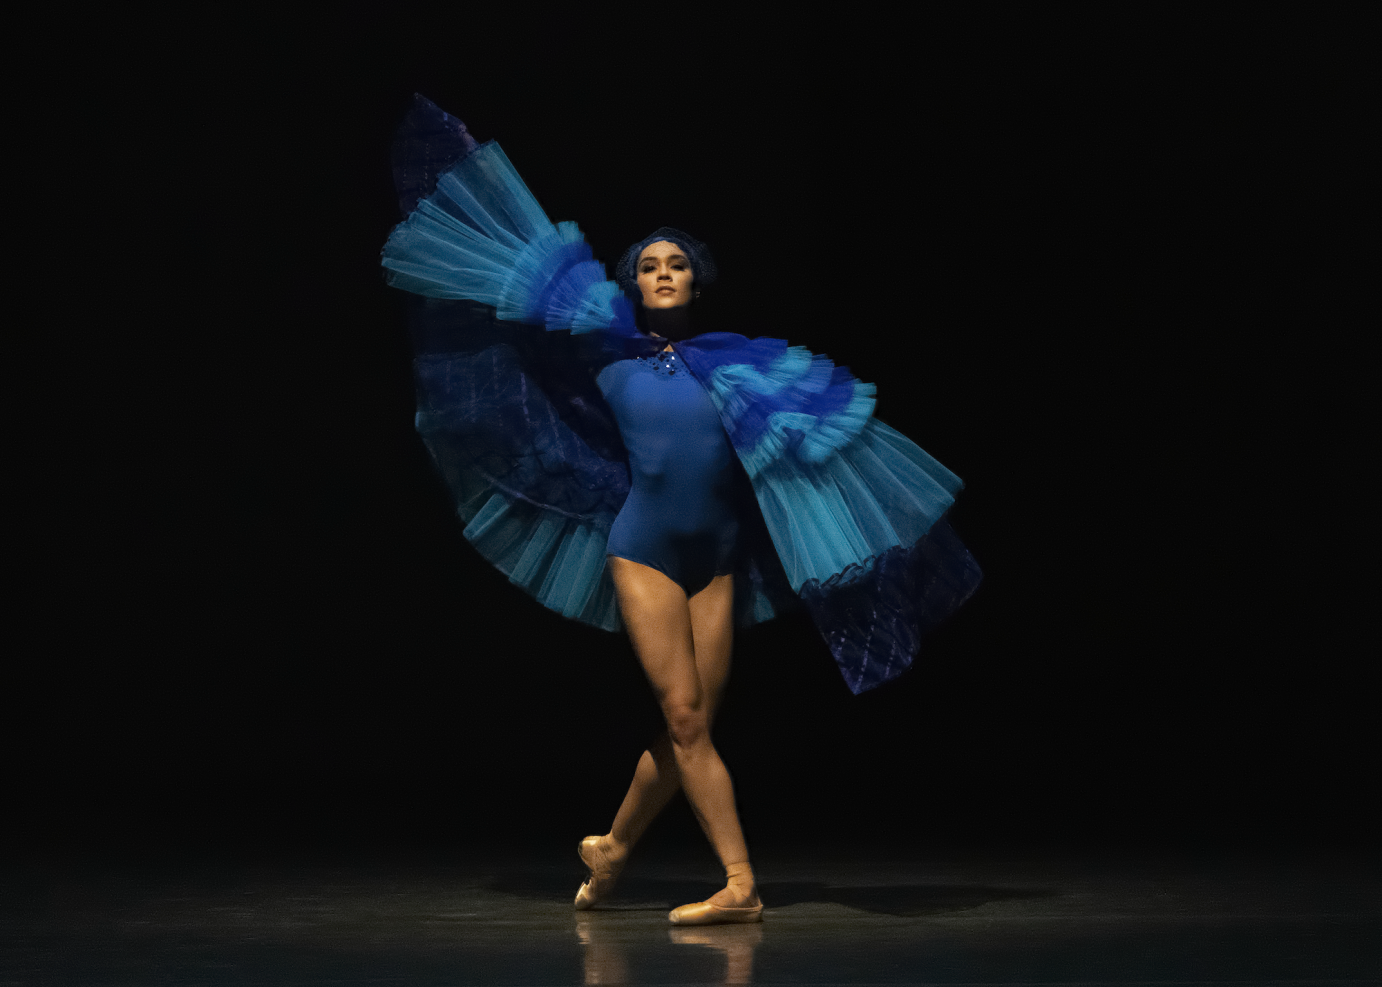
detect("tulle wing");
top-left (681, 334), bottom-right (982, 692)
top-left (681, 334), bottom-right (960, 588)
top-left (381, 99), bottom-right (634, 336)
top-left (408, 300), bottom-right (629, 630)
top-left (383, 100), bottom-right (642, 629)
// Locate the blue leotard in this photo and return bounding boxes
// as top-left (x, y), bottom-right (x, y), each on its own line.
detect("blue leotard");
top-left (596, 346), bottom-right (739, 596)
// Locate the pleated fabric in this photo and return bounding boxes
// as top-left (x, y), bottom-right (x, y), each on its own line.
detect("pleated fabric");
top-left (382, 139), bottom-right (634, 334)
top-left (381, 96), bottom-right (639, 628)
top-left (678, 336), bottom-right (961, 590)
top-left (409, 299), bottom-right (631, 630)
top-left (679, 337), bottom-right (981, 692)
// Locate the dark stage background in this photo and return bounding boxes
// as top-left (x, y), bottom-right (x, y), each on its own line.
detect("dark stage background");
top-left (19, 11), bottom-right (1372, 863)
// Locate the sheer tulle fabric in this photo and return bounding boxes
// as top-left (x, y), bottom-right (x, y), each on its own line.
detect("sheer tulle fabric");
top-left (681, 339), bottom-right (979, 692)
top-left (746, 419), bottom-right (963, 592)
top-left (409, 300), bottom-right (630, 629)
top-left (382, 142), bottom-right (633, 334)
top-left (678, 339), bottom-right (962, 591)
top-left (801, 519), bottom-right (983, 693)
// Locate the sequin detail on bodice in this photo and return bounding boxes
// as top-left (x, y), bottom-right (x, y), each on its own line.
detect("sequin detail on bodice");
top-left (638, 349), bottom-right (683, 377)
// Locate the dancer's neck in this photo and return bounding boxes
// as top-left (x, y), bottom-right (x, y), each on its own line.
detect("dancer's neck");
top-left (642, 304), bottom-right (696, 344)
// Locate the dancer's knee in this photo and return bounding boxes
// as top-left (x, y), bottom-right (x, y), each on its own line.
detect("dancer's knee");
top-left (663, 701), bottom-right (709, 751)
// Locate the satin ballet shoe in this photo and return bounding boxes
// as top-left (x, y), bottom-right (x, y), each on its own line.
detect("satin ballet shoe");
top-left (574, 835), bottom-right (628, 910)
top-left (667, 895), bottom-right (764, 926)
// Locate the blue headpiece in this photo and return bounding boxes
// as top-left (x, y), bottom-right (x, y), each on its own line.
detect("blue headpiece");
top-left (615, 227), bottom-right (718, 302)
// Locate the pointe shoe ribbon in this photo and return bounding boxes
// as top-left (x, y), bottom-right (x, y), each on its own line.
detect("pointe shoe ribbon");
top-left (574, 835), bottom-right (628, 910)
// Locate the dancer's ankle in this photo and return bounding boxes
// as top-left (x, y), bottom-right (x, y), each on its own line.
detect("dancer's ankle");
top-left (720, 861), bottom-right (758, 905)
top-left (725, 860), bottom-right (754, 888)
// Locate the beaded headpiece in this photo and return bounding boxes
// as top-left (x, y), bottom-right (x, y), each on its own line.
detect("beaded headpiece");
top-left (615, 227), bottom-right (718, 302)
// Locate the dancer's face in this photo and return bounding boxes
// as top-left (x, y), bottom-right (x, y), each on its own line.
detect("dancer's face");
top-left (637, 241), bottom-right (697, 308)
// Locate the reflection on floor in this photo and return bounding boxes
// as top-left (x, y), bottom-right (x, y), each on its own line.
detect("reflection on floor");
top-left (4, 845), bottom-right (1380, 985)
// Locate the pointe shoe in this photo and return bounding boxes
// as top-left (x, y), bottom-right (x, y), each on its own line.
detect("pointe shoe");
top-left (670, 861), bottom-right (763, 925)
top-left (668, 890), bottom-right (764, 926)
top-left (574, 835), bottom-right (628, 910)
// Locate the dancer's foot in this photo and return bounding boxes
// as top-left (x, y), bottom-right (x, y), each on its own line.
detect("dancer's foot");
top-left (574, 834), bottom-right (629, 910)
top-left (668, 861), bottom-right (763, 925)
top-left (667, 890), bottom-right (763, 925)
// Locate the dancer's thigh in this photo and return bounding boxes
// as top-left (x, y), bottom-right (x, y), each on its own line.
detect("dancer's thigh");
top-left (608, 556), bottom-right (702, 713)
top-left (688, 573), bottom-right (733, 718)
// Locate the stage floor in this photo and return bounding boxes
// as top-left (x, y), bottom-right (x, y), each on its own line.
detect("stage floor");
top-left (4, 845), bottom-right (1379, 985)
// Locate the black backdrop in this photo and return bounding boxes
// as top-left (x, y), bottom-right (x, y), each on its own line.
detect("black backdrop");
top-left (20, 9), bottom-right (1372, 861)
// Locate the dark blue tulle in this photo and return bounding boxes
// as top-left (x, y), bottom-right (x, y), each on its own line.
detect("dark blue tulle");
top-left (676, 333), bottom-right (868, 458)
top-left (407, 298), bottom-right (626, 628)
top-left (411, 299), bottom-right (629, 523)
top-left (801, 519), bottom-right (983, 694)
top-left (391, 95), bottom-right (480, 217)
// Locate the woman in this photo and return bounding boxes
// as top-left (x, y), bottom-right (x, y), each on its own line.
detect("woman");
top-left (382, 96), bottom-right (981, 926)
top-left (578, 231), bottom-right (761, 925)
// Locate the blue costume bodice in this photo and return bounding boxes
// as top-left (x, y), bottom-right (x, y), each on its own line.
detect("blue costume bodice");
top-left (596, 349), bottom-right (739, 595)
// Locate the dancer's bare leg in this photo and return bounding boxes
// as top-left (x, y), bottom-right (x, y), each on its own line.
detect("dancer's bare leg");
top-left (606, 558), bottom-right (757, 911)
top-left (605, 571), bottom-right (735, 852)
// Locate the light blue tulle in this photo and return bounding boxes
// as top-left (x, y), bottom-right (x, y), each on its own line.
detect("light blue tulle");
top-left (700, 346), bottom-right (877, 471)
top-left (685, 343), bottom-right (948, 592)
top-left (382, 141), bottom-right (631, 334)
top-left (415, 403), bottom-right (623, 630)
top-left (745, 419), bottom-right (964, 592)
top-left (463, 493), bottom-right (621, 630)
